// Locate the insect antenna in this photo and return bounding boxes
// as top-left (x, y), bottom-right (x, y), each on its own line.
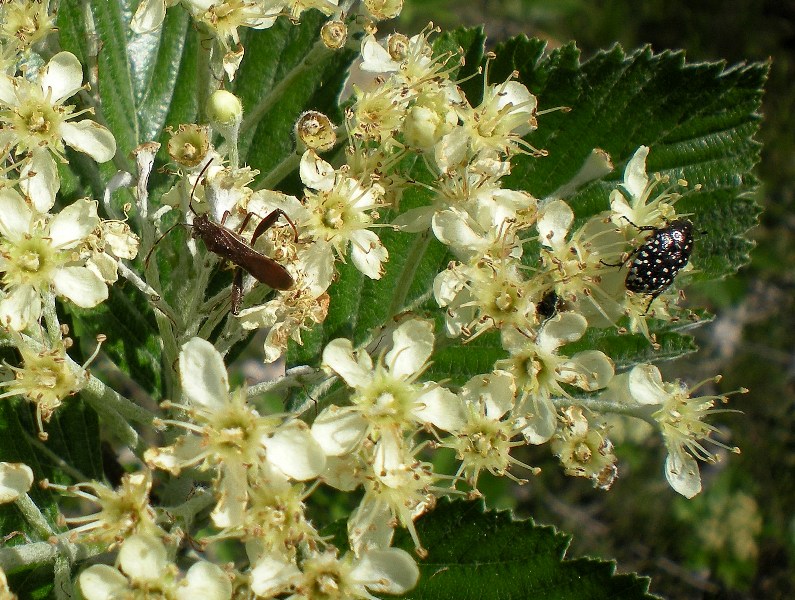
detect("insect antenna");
top-left (144, 159), bottom-right (215, 269)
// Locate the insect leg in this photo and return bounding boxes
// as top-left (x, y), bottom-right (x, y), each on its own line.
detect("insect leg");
top-left (250, 209), bottom-right (299, 245)
top-left (231, 267), bottom-right (244, 315)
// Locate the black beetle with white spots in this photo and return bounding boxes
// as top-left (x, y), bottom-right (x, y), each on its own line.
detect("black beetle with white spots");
top-left (624, 219), bottom-right (694, 302)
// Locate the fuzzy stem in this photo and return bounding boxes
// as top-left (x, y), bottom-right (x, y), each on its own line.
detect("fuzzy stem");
top-left (553, 395), bottom-right (657, 427)
top-left (387, 229), bottom-right (432, 319)
top-left (41, 291), bottom-right (60, 347)
top-left (14, 493), bottom-right (55, 539)
top-left (0, 539), bottom-right (93, 573)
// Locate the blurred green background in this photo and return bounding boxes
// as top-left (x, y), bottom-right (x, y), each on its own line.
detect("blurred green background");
top-left (393, 1), bottom-right (795, 598)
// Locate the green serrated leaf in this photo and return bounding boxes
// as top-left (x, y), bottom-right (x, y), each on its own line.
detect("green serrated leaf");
top-left (0, 395), bottom-right (101, 549)
top-left (65, 284), bottom-right (163, 400)
top-left (135, 8), bottom-right (192, 142)
top-left (395, 500), bottom-right (658, 600)
top-left (58, 1), bottom-right (140, 155)
top-left (492, 40), bottom-right (766, 282)
top-left (294, 36), bottom-right (765, 374)
top-left (425, 330), bottom-right (508, 387)
top-left (566, 328), bottom-right (698, 371)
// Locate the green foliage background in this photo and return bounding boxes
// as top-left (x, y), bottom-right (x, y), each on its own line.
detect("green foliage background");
top-left (396, 1), bottom-right (795, 598)
top-left (0, 1), bottom-right (786, 599)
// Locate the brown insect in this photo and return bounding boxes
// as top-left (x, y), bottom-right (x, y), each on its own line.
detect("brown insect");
top-left (192, 207), bottom-right (295, 314)
top-left (148, 161), bottom-right (296, 314)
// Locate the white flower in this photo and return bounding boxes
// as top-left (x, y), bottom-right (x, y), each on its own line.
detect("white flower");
top-left (447, 78), bottom-right (537, 167)
top-left (130, 0), bottom-right (180, 34)
top-left (497, 313), bottom-right (614, 444)
top-left (609, 145), bottom-right (680, 231)
top-left (299, 151), bottom-right (389, 279)
top-left (0, 52), bottom-right (116, 212)
top-left (536, 199), bottom-right (626, 327)
top-left (442, 371), bottom-right (538, 488)
top-left (0, 192), bottom-right (106, 330)
top-left (0, 462), bottom-right (33, 503)
top-left (44, 470), bottom-right (161, 543)
top-left (314, 319), bottom-right (464, 455)
top-left (78, 534), bottom-right (232, 600)
top-left (145, 338), bottom-right (326, 528)
top-left (611, 364), bottom-right (740, 498)
top-left (251, 548), bottom-right (418, 600)
top-left (432, 258), bottom-right (536, 339)
top-left (551, 406), bottom-right (617, 490)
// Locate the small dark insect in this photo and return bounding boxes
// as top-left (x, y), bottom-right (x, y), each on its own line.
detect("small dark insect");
top-left (537, 289), bottom-right (561, 319)
top-left (624, 219), bottom-right (693, 298)
top-left (601, 218), bottom-right (694, 311)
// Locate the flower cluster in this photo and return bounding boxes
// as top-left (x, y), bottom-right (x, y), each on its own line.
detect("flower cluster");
top-left (0, 40), bottom-right (138, 437)
top-left (0, 1), bottom-right (747, 598)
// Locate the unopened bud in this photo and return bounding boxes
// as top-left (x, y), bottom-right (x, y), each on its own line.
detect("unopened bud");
top-left (321, 20), bottom-right (347, 50)
top-left (206, 89), bottom-right (243, 130)
top-left (296, 111), bottom-right (336, 152)
top-left (167, 124), bottom-right (211, 168)
top-left (363, 0), bottom-right (404, 21)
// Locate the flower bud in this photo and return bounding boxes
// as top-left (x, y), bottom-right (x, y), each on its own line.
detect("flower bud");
top-left (167, 124), bottom-right (211, 168)
top-left (403, 93), bottom-right (457, 150)
top-left (206, 89), bottom-right (243, 130)
top-left (296, 111), bottom-right (336, 152)
top-left (363, 0), bottom-right (404, 20)
top-left (321, 20), bottom-right (347, 50)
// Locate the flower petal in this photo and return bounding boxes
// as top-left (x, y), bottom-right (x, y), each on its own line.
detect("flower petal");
top-left (521, 395), bottom-right (558, 445)
top-left (21, 151), bottom-right (59, 213)
top-left (322, 338), bottom-right (372, 388)
top-left (60, 120), bottom-right (117, 163)
top-left (350, 229), bottom-right (387, 280)
top-left (432, 208), bottom-right (484, 258)
top-left (623, 146), bottom-right (650, 201)
top-left (385, 319), bottom-right (434, 379)
top-left (118, 534), bottom-right (168, 583)
top-left (0, 188), bottom-right (32, 241)
top-left (0, 285), bottom-right (41, 331)
top-left (0, 462), bottom-right (34, 503)
top-left (348, 496), bottom-right (394, 554)
top-left (559, 350), bottom-right (614, 391)
top-left (177, 562), bottom-right (232, 600)
top-left (538, 312), bottom-right (587, 351)
top-left (250, 553), bottom-right (301, 598)
top-left (462, 371), bottom-right (516, 420)
top-left (299, 150), bottom-right (335, 191)
top-left (49, 198), bottom-right (98, 249)
top-left (312, 406), bottom-right (368, 456)
top-left (350, 548), bottom-right (419, 594)
top-left (41, 52), bottom-right (84, 102)
top-left (665, 449), bottom-right (701, 498)
top-left (178, 338), bottom-right (229, 412)
top-left (78, 564), bottom-right (130, 600)
top-left (537, 199), bottom-right (573, 249)
top-left (53, 267), bottom-right (108, 307)
top-left (628, 364), bottom-right (666, 405)
top-left (211, 461), bottom-right (248, 529)
top-left (131, 0), bottom-right (167, 33)
top-left (413, 385), bottom-right (465, 432)
top-left (0, 75), bottom-right (15, 104)
top-left (264, 423), bottom-right (326, 481)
